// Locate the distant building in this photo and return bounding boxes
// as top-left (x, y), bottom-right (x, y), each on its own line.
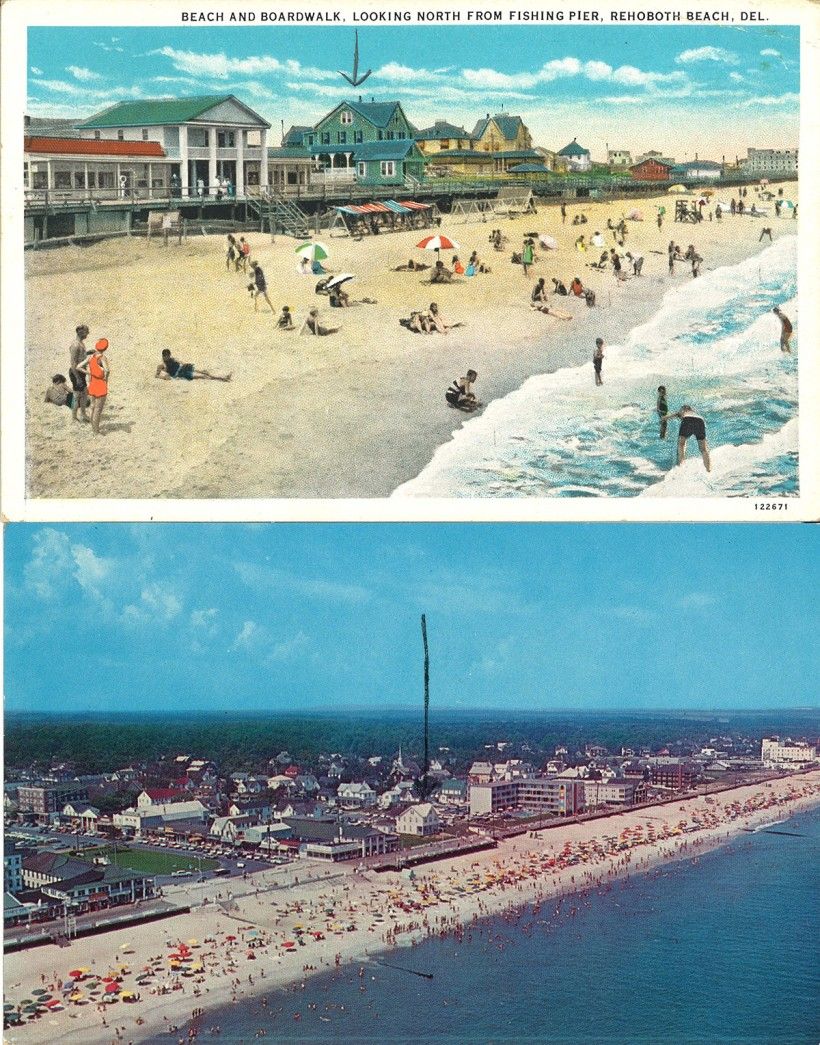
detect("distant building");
top-left (650, 763), bottom-right (700, 791)
top-left (4, 842), bottom-right (26, 894)
top-left (17, 784), bottom-right (88, 819)
top-left (635, 150), bottom-right (676, 167)
top-left (607, 148), bottom-right (632, 168)
top-left (336, 782), bottom-right (377, 807)
top-left (470, 113), bottom-right (533, 153)
top-left (283, 817), bottom-right (399, 860)
top-left (113, 799), bottom-right (207, 837)
top-left (761, 737), bottom-right (816, 769)
top-left (137, 788), bottom-right (187, 808)
top-left (582, 778), bottom-right (642, 808)
top-left (436, 779), bottom-right (468, 806)
top-left (414, 120), bottom-right (474, 155)
top-left (629, 157), bottom-right (673, 182)
top-left (557, 138), bottom-right (591, 172)
top-left (21, 852), bottom-right (154, 909)
top-left (670, 160), bottom-right (722, 181)
top-left (468, 761), bottom-right (495, 785)
top-left (470, 778), bottom-right (585, 817)
top-left (396, 803), bottom-right (441, 837)
top-left (740, 148), bottom-right (798, 177)
top-left (60, 803), bottom-right (100, 832)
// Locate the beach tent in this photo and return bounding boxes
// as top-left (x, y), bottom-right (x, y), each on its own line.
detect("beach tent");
top-left (450, 197), bottom-right (495, 223)
top-left (667, 184), bottom-right (688, 193)
top-left (492, 185), bottom-right (536, 218)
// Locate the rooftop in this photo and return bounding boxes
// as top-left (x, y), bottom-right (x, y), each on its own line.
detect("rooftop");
top-left (77, 95), bottom-right (270, 130)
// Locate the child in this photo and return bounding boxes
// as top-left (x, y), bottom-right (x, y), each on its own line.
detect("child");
top-left (44, 374), bottom-right (73, 407)
top-left (657, 386), bottom-right (669, 439)
top-left (277, 306), bottom-right (295, 330)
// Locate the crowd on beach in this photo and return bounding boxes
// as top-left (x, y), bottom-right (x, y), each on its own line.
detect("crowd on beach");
top-left (5, 775), bottom-right (817, 1043)
top-left (39, 187), bottom-right (796, 478)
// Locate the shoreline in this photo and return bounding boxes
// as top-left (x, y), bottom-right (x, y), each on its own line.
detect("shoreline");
top-left (6, 770), bottom-right (818, 1044)
top-left (24, 184), bottom-right (798, 499)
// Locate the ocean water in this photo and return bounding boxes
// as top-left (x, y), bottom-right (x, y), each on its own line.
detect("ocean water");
top-left (168, 805), bottom-right (820, 1044)
top-left (394, 236), bottom-right (798, 499)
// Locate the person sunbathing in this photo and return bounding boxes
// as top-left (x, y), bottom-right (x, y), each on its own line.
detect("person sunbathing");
top-left (427, 302), bottom-right (458, 334)
top-left (155, 349), bottom-right (232, 381)
top-left (392, 259), bottom-right (430, 272)
top-left (531, 302), bottom-right (573, 320)
top-left (299, 308), bottom-right (340, 336)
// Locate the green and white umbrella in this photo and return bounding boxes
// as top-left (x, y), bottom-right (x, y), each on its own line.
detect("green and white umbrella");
top-left (295, 241), bottom-right (330, 261)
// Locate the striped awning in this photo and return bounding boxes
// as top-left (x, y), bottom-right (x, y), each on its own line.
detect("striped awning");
top-left (335, 200), bottom-right (431, 215)
top-left (398, 200), bottom-right (432, 210)
top-left (383, 200), bottom-right (411, 213)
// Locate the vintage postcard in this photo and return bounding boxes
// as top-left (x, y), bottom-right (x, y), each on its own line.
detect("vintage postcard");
top-left (1, 0), bottom-right (817, 520)
top-left (3, 520), bottom-right (820, 1042)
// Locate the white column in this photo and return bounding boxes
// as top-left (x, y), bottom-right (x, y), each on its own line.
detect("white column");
top-left (236, 128), bottom-right (245, 195)
top-left (148, 162), bottom-right (153, 199)
top-left (208, 127), bottom-right (218, 194)
top-left (260, 127), bottom-right (269, 191)
top-left (179, 124), bottom-right (189, 195)
top-left (83, 162), bottom-right (88, 195)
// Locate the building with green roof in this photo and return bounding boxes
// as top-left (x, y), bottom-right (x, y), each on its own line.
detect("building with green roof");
top-left (414, 120), bottom-right (474, 156)
top-left (77, 94), bottom-right (271, 197)
top-left (470, 113), bottom-right (533, 154)
top-left (557, 138), bottom-right (592, 171)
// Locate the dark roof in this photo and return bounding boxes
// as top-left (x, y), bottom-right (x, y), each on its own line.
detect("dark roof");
top-left (631, 158), bottom-right (674, 170)
top-left (507, 163), bottom-right (550, 174)
top-left (558, 138), bottom-right (591, 157)
top-left (78, 95), bottom-right (270, 129)
top-left (472, 114), bottom-right (525, 141)
top-left (312, 140), bottom-right (421, 162)
top-left (492, 149), bottom-right (542, 160)
top-left (334, 100), bottom-right (403, 129)
top-left (414, 120), bottom-right (471, 141)
top-left (25, 116), bottom-right (81, 139)
top-left (283, 124), bottom-right (312, 146)
top-left (22, 852), bottom-right (93, 879)
top-left (673, 160), bottom-right (722, 171)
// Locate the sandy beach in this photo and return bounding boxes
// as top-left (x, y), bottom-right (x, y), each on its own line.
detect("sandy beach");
top-left (4, 770), bottom-right (818, 1043)
top-left (24, 185), bottom-right (798, 499)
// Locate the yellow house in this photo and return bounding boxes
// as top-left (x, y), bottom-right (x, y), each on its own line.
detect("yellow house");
top-left (414, 120), bottom-right (474, 156)
top-left (471, 113), bottom-right (532, 153)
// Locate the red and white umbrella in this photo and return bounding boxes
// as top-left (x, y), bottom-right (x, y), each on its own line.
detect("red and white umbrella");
top-left (416, 234), bottom-right (459, 252)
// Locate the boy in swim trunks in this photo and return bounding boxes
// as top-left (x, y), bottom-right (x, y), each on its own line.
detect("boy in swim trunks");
top-left (772, 307), bottom-right (793, 353)
top-left (663, 404), bottom-right (711, 472)
top-left (155, 349), bottom-right (231, 381)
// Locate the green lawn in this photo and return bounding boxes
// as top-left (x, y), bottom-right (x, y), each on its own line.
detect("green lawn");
top-left (73, 846), bottom-right (219, 876)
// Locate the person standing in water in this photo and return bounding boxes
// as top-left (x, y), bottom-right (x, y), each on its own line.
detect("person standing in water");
top-left (656, 386), bottom-right (669, 439)
top-left (663, 404), bottom-right (711, 472)
top-left (772, 306), bottom-right (793, 353)
top-left (77, 337), bottom-right (110, 435)
top-left (593, 338), bottom-right (604, 386)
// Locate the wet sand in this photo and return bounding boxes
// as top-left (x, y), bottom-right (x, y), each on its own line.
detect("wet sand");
top-left (4, 769), bottom-right (818, 1043)
top-left (24, 184), bottom-right (798, 498)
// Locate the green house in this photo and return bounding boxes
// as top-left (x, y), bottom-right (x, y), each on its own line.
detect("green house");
top-left (304, 100), bottom-right (425, 186)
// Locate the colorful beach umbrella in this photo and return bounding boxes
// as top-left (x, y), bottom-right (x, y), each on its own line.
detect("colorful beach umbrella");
top-left (104, 983), bottom-right (120, 994)
top-left (295, 241), bottom-right (330, 261)
top-left (416, 234), bottom-right (459, 252)
top-left (325, 273), bottom-right (355, 290)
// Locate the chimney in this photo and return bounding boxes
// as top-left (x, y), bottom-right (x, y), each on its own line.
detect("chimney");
top-left (358, 95), bottom-right (362, 103)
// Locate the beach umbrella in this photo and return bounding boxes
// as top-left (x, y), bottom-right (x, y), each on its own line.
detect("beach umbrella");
top-left (781, 200), bottom-right (795, 209)
top-left (700, 188), bottom-right (715, 196)
top-left (538, 234), bottom-right (558, 250)
top-left (68, 970), bottom-right (85, 979)
top-left (759, 178), bottom-right (769, 185)
top-left (416, 234), bottom-right (459, 252)
top-left (667, 184), bottom-right (688, 194)
top-left (31, 989), bottom-right (48, 997)
top-left (627, 208), bottom-right (644, 220)
top-left (325, 273), bottom-right (355, 290)
top-left (104, 983), bottom-right (120, 994)
top-left (295, 241), bottom-right (330, 261)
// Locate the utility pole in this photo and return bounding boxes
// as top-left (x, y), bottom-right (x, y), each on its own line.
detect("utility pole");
top-left (421, 615), bottom-right (430, 800)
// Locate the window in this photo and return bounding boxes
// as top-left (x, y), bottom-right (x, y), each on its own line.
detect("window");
top-left (142, 129), bottom-right (148, 141)
top-left (117, 129), bottom-right (124, 141)
top-left (340, 110), bottom-right (353, 125)
top-left (354, 131), bottom-right (363, 144)
top-left (306, 135), bottom-right (314, 146)
top-left (321, 132), bottom-right (330, 145)
top-left (440, 140), bottom-right (450, 150)
top-left (54, 170), bottom-right (72, 189)
top-left (386, 131), bottom-right (394, 140)
top-left (94, 130), bottom-right (101, 140)
top-left (337, 132), bottom-right (346, 144)
top-left (377, 130), bottom-right (384, 140)
top-left (217, 131), bottom-right (235, 148)
top-left (357, 161), bottom-right (366, 178)
top-left (380, 160), bottom-right (395, 178)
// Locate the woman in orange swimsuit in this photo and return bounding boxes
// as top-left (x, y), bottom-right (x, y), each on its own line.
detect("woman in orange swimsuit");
top-left (78, 337), bottom-right (110, 434)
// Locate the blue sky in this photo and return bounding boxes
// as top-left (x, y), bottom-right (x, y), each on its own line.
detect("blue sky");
top-left (27, 24), bottom-right (799, 158)
top-left (4, 524), bottom-right (817, 715)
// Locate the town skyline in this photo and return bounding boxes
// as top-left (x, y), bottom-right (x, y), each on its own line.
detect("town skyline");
top-left (26, 24), bottom-right (799, 158)
top-left (5, 524), bottom-right (818, 715)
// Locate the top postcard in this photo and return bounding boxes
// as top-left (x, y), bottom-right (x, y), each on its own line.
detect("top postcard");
top-left (2, 0), bottom-right (818, 521)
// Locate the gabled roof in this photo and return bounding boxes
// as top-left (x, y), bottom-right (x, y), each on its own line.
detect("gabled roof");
top-left (472, 114), bottom-right (525, 141)
top-left (323, 99), bottom-right (405, 129)
top-left (268, 146), bottom-right (312, 160)
top-left (414, 120), bottom-right (471, 141)
top-left (77, 95), bottom-right (270, 130)
top-left (631, 157), bottom-right (673, 169)
top-left (558, 138), bottom-right (590, 157)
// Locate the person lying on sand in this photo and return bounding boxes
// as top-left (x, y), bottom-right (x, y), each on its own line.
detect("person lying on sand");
top-left (531, 303), bottom-right (572, 320)
top-left (391, 259), bottom-right (430, 272)
top-left (155, 349), bottom-right (232, 381)
top-left (445, 369), bottom-right (481, 411)
top-left (299, 308), bottom-right (340, 336)
top-left (277, 306), bottom-right (295, 330)
top-left (427, 302), bottom-right (463, 334)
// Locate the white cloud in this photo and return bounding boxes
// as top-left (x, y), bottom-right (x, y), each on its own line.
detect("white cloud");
top-left (737, 92), bottom-right (798, 107)
top-left (191, 608), bottom-right (219, 634)
top-left (30, 66), bottom-right (43, 75)
top-left (153, 46), bottom-right (337, 82)
top-left (121, 581), bottom-right (182, 626)
top-left (67, 65), bottom-right (101, 82)
top-left (31, 78), bottom-right (86, 95)
top-left (270, 630), bottom-right (310, 661)
top-left (675, 47), bottom-right (739, 65)
top-left (461, 57), bottom-right (686, 95)
top-left (24, 528), bottom-right (114, 602)
top-left (233, 561), bottom-right (370, 604)
top-left (373, 62), bottom-right (443, 83)
top-left (760, 48), bottom-right (780, 57)
top-left (230, 620), bottom-right (267, 652)
top-left (729, 72), bottom-right (746, 83)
